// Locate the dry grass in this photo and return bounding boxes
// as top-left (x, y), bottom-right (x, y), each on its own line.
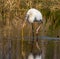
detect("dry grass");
top-left (0, 0), bottom-right (60, 59)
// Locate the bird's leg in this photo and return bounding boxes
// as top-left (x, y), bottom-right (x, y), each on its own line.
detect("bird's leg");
top-left (36, 25), bottom-right (41, 34)
top-left (31, 23), bottom-right (34, 53)
top-left (35, 24), bottom-right (42, 51)
top-left (36, 20), bottom-right (43, 34)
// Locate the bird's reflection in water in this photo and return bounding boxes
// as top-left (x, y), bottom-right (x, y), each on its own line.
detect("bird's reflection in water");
top-left (27, 51), bottom-right (42, 59)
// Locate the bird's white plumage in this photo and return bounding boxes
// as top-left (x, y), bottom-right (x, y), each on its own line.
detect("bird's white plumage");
top-left (35, 54), bottom-right (42, 59)
top-left (26, 8), bottom-right (42, 23)
top-left (28, 53), bottom-right (34, 59)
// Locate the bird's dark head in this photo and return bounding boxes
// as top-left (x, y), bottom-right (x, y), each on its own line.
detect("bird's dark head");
top-left (25, 14), bottom-right (32, 24)
top-left (25, 14), bottom-right (29, 21)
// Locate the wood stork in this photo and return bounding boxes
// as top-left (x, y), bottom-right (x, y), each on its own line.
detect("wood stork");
top-left (22, 8), bottom-right (43, 55)
top-left (23, 8), bottom-right (43, 30)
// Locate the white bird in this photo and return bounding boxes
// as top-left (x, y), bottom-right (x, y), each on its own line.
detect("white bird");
top-left (23, 8), bottom-right (43, 30)
top-left (35, 54), bottom-right (42, 59)
top-left (22, 8), bottom-right (43, 58)
top-left (28, 53), bottom-right (34, 59)
top-left (25, 8), bottom-right (42, 23)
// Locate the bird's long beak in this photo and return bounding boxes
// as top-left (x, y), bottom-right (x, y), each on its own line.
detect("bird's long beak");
top-left (22, 20), bottom-right (27, 28)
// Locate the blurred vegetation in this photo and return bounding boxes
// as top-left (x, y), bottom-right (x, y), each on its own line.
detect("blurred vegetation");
top-left (0, 0), bottom-right (60, 59)
top-left (0, 0), bottom-right (60, 37)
